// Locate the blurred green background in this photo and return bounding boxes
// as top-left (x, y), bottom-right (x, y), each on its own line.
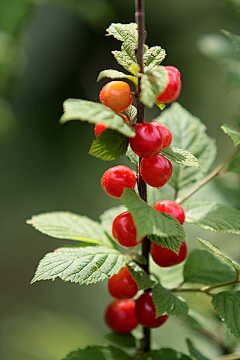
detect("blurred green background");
top-left (1, 1), bottom-right (240, 359)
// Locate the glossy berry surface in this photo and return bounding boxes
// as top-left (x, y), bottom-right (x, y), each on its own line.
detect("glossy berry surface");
top-left (129, 123), bottom-right (163, 158)
top-left (101, 165), bottom-right (136, 198)
top-left (154, 200), bottom-right (185, 225)
top-left (100, 81), bottom-right (132, 113)
top-left (105, 299), bottom-right (138, 334)
top-left (135, 291), bottom-right (168, 328)
top-left (94, 123), bottom-right (107, 137)
top-left (150, 240), bottom-right (187, 267)
top-left (156, 66), bottom-right (181, 104)
top-left (112, 211), bottom-right (144, 248)
top-left (140, 154), bottom-right (172, 187)
top-left (108, 265), bottom-right (138, 299)
top-left (151, 121), bottom-right (172, 148)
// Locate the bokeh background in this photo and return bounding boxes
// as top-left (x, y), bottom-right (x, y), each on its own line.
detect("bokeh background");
top-left (1, 1), bottom-right (240, 359)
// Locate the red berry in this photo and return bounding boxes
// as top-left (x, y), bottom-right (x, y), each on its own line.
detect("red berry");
top-left (156, 66), bottom-right (181, 104)
top-left (100, 81), bottom-right (132, 113)
top-left (150, 240), bottom-right (187, 267)
top-left (112, 211), bottom-right (144, 248)
top-left (151, 122), bottom-right (172, 148)
top-left (154, 200), bottom-right (185, 225)
top-left (129, 123), bottom-right (163, 158)
top-left (94, 123), bottom-right (107, 136)
top-left (135, 291), bottom-right (168, 328)
top-left (140, 154), bottom-right (172, 188)
top-left (101, 165), bottom-right (136, 198)
top-left (108, 265), bottom-right (138, 299)
top-left (105, 299), bottom-right (138, 334)
top-left (119, 113), bottom-right (130, 123)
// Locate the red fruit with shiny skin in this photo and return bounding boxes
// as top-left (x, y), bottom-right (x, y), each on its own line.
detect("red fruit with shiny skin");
top-left (156, 66), bottom-right (182, 104)
top-left (140, 154), bottom-right (172, 187)
top-left (150, 240), bottom-right (187, 267)
top-left (101, 165), bottom-right (136, 198)
top-left (94, 123), bottom-right (107, 136)
top-left (105, 299), bottom-right (138, 334)
top-left (108, 265), bottom-right (138, 299)
top-left (135, 291), bottom-right (169, 328)
top-left (154, 200), bottom-right (185, 225)
top-left (112, 211), bottom-right (144, 248)
top-left (129, 123), bottom-right (163, 158)
top-left (151, 121), bottom-right (172, 148)
top-left (100, 81), bottom-right (132, 113)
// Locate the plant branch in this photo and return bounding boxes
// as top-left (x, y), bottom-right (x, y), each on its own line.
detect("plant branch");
top-left (175, 144), bottom-right (240, 205)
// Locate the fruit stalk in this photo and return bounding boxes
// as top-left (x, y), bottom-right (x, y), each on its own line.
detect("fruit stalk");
top-left (135, 0), bottom-right (151, 353)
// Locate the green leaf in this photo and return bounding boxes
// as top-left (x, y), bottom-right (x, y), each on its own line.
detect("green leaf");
top-left (106, 23), bottom-right (138, 46)
top-left (221, 123), bottom-right (240, 146)
top-left (228, 151), bottom-right (240, 174)
top-left (140, 66), bottom-right (168, 108)
top-left (212, 291), bottom-right (240, 339)
top-left (186, 339), bottom-right (210, 360)
top-left (104, 333), bottom-right (136, 348)
top-left (222, 30), bottom-right (240, 54)
top-left (125, 105), bottom-right (137, 123)
top-left (152, 284), bottom-right (189, 317)
top-left (126, 145), bottom-right (138, 167)
top-left (62, 345), bottom-right (132, 360)
top-left (184, 201), bottom-right (240, 235)
top-left (143, 349), bottom-right (191, 360)
top-left (161, 147), bottom-right (200, 168)
top-left (153, 103), bottom-right (217, 190)
top-left (198, 238), bottom-right (240, 274)
top-left (112, 43), bottom-right (138, 74)
top-left (97, 69), bottom-right (137, 86)
top-left (183, 249), bottom-right (236, 285)
top-left (127, 261), bottom-right (155, 290)
top-left (99, 205), bottom-right (126, 240)
top-left (60, 99), bottom-right (135, 138)
top-left (144, 46), bottom-right (166, 72)
top-left (27, 212), bottom-right (111, 247)
top-left (89, 129), bottom-right (129, 161)
top-left (31, 246), bottom-right (129, 285)
top-left (121, 189), bottom-right (185, 252)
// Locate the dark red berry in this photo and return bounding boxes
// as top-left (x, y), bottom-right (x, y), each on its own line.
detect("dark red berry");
top-left (154, 200), bottom-right (185, 225)
top-left (108, 265), bottom-right (138, 299)
top-left (105, 299), bottom-right (138, 334)
top-left (112, 211), bottom-right (144, 248)
top-left (151, 121), bottom-right (172, 148)
top-left (100, 81), bottom-right (132, 113)
top-left (150, 241), bottom-right (187, 267)
top-left (135, 291), bottom-right (168, 328)
top-left (140, 154), bottom-right (172, 187)
top-left (101, 165), bottom-right (136, 198)
top-left (94, 123), bottom-right (107, 136)
top-left (129, 123), bottom-right (163, 158)
top-left (156, 66), bottom-right (181, 104)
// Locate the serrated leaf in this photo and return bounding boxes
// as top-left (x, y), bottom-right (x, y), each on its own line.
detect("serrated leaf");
top-left (125, 105), bottom-right (137, 123)
top-left (153, 103), bottom-right (217, 190)
top-left (144, 46), bottom-right (166, 72)
top-left (184, 201), bottom-right (240, 235)
top-left (127, 261), bottom-right (155, 290)
top-left (104, 333), bottom-right (136, 348)
top-left (62, 345), bottom-right (132, 360)
top-left (152, 284), bottom-right (189, 317)
top-left (148, 233), bottom-right (183, 254)
top-left (106, 23), bottom-right (138, 46)
top-left (27, 211), bottom-right (111, 247)
top-left (221, 123), bottom-right (240, 146)
top-left (140, 66), bottom-right (168, 108)
top-left (183, 250), bottom-right (236, 285)
top-left (60, 99), bottom-right (135, 138)
top-left (143, 349), bottom-right (191, 360)
top-left (161, 147), bottom-right (200, 167)
top-left (112, 43), bottom-right (138, 74)
top-left (212, 291), bottom-right (240, 339)
top-left (89, 129), bottom-right (128, 161)
top-left (186, 339), bottom-right (210, 360)
top-left (198, 238), bottom-right (240, 274)
top-left (97, 69), bottom-right (137, 85)
top-left (126, 145), bottom-right (138, 167)
top-left (99, 205), bottom-right (126, 240)
top-left (31, 246), bottom-right (129, 285)
top-left (228, 151), bottom-right (240, 174)
top-left (121, 189), bottom-right (185, 252)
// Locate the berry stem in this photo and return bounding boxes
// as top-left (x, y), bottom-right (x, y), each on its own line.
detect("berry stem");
top-left (135, 0), bottom-right (151, 353)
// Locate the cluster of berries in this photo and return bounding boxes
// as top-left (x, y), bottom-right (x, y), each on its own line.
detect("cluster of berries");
top-left (96, 66), bottom-right (185, 334)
